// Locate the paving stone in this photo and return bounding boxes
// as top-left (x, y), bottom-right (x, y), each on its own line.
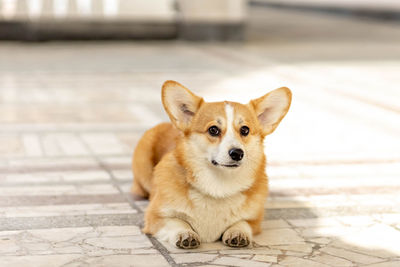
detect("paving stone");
top-left (22, 134), bottom-right (43, 157)
top-left (2, 170), bottom-right (110, 184)
top-left (23, 241), bottom-right (52, 253)
top-left (161, 240), bottom-right (229, 253)
top-left (300, 226), bottom-right (358, 238)
top-left (52, 245), bottom-right (83, 254)
top-left (261, 219), bottom-right (291, 229)
top-left (0, 236), bottom-right (20, 254)
top-left (0, 135), bottom-right (24, 157)
top-left (288, 218), bottom-right (340, 227)
top-left (119, 182), bottom-right (132, 193)
top-left (1, 203), bottom-right (136, 218)
top-left (253, 228), bottom-right (304, 246)
top-left (220, 248), bottom-right (282, 255)
top-left (285, 251), bottom-right (310, 257)
top-left (320, 246), bottom-right (384, 264)
top-left (110, 170), bottom-right (133, 180)
top-left (134, 200), bottom-right (149, 213)
top-left (213, 256), bottom-right (272, 267)
top-left (374, 214), bottom-right (400, 225)
top-left (279, 256), bottom-right (330, 267)
top-left (329, 224), bottom-right (400, 258)
top-left (365, 262), bottom-right (400, 267)
top-left (81, 133), bottom-right (129, 155)
top-left (41, 134), bottom-right (64, 156)
top-left (0, 255), bottom-right (82, 267)
top-left (228, 254), bottom-right (253, 259)
top-left (171, 253), bottom-right (218, 263)
top-left (96, 225), bottom-right (142, 237)
top-left (271, 243), bottom-right (314, 253)
top-left (0, 214), bottom-right (142, 231)
top-left (27, 227), bottom-right (93, 243)
top-left (7, 157), bottom-right (99, 170)
top-left (100, 156), bottom-right (132, 167)
top-left (308, 237), bottom-right (332, 245)
top-left (55, 134), bottom-right (90, 156)
top-left (310, 254), bottom-right (353, 266)
top-left (253, 255), bottom-right (278, 263)
top-left (0, 184), bottom-right (119, 196)
top-left (84, 254), bottom-right (170, 267)
top-left (85, 235), bottom-right (153, 250)
top-left (335, 215), bottom-right (375, 227)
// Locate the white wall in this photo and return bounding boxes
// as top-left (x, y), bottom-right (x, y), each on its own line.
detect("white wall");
top-left (0, 0), bottom-right (177, 21)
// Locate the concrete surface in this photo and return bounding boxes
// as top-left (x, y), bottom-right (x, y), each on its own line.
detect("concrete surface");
top-left (0, 6), bottom-right (400, 267)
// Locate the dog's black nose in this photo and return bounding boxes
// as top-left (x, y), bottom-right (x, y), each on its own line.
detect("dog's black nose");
top-left (229, 148), bottom-right (244, 161)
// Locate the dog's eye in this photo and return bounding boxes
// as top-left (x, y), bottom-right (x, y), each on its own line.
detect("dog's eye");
top-left (240, 126), bottom-right (250, 136)
top-left (208, 126), bottom-right (220, 136)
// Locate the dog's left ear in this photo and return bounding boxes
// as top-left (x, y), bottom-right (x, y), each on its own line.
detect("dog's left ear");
top-left (162, 80), bottom-right (203, 131)
top-left (250, 87), bottom-right (292, 136)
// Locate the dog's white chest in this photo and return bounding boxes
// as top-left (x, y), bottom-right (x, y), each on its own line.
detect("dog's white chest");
top-left (187, 189), bottom-right (246, 242)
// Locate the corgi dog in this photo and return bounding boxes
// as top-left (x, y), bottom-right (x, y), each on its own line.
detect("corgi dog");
top-left (132, 80), bottom-right (291, 249)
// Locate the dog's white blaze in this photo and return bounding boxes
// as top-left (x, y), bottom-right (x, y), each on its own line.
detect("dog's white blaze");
top-left (214, 104), bottom-right (242, 164)
top-left (223, 103), bottom-right (237, 149)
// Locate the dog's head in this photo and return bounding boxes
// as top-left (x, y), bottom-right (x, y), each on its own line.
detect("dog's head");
top-left (162, 80), bottom-right (291, 197)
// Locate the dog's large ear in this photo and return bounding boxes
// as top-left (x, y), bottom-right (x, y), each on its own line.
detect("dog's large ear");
top-left (250, 87), bottom-right (292, 136)
top-left (162, 80), bottom-right (203, 131)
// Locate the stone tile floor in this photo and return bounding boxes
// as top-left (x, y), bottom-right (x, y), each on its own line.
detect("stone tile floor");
top-left (1, 6), bottom-right (400, 267)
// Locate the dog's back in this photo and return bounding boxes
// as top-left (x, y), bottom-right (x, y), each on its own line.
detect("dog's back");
top-left (131, 122), bottom-right (180, 198)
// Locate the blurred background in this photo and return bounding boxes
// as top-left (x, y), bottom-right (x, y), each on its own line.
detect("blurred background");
top-left (1, 0), bottom-right (400, 170)
top-left (0, 0), bottom-right (400, 266)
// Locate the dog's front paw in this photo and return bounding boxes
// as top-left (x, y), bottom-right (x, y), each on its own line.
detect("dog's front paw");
top-left (175, 231), bottom-right (200, 249)
top-left (222, 230), bottom-right (250, 247)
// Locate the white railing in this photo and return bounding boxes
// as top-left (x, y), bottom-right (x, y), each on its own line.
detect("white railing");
top-left (0, 0), bottom-right (176, 21)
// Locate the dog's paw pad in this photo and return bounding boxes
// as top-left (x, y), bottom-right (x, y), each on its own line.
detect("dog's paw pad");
top-left (175, 231), bottom-right (200, 249)
top-left (223, 231), bottom-right (250, 247)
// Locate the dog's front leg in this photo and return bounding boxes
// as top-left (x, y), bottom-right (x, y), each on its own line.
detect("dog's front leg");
top-left (222, 220), bottom-right (252, 247)
top-left (155, 218), bottom-right (200, 249)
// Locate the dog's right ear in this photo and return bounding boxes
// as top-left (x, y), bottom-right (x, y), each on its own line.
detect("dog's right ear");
top-left (162, 80), bottom-right (203, 131)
